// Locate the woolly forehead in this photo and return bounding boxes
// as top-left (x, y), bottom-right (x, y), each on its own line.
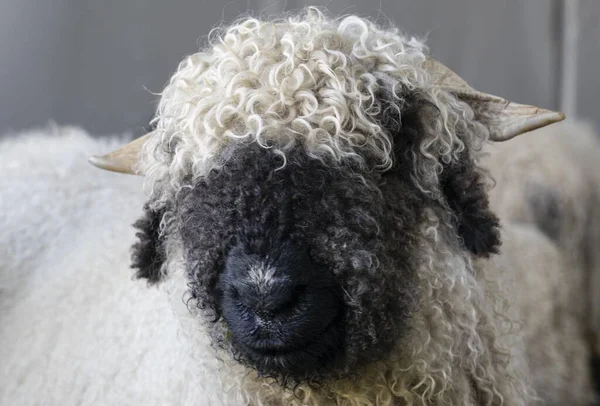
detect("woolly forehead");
top-left (141, 10), bottom-right (441, 199)
top-left (89, 9), bottom-right (564, 198)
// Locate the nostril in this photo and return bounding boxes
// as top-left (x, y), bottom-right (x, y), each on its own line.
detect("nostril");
top-left (292, 284), bottom-right (307, 300)
top-left (270, 284), bottom-right (308, 313)
top-left (229, 286), bottom-right (241, 301)
top-left (262, 281), bottom-right (310, 314)
top-left (255, 309), bottom-right (275, 321)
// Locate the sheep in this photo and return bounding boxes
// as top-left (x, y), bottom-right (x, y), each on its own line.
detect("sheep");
top-left (0, 129), bottom-right (560, 406)
top-left (1, 8), bottom-right (594, 405)
top-left (482, 120), bottom-right (600, 403)
top-left (485, 120), bottom-right (600, 281)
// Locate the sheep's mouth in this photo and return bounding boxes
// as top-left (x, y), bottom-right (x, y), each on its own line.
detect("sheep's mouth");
top-left (246, 314), bottom-right (339, 354)
top-left (234, 310), bottom-right (345, 379)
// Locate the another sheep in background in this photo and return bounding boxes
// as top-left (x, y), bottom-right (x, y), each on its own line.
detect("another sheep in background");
top-left (2, 8), bottom-right (597, 406)
top-left (484, 120), bottom-right (600, 403)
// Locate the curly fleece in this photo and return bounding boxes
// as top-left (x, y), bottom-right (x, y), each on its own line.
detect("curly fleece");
top-left (141, 7), bottom-right (483, 207)
top-left (124, 7), bottom-right (536, 405)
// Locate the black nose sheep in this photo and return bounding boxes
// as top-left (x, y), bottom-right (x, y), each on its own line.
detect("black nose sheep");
top-left (3, 7), bottom-right (598, 406)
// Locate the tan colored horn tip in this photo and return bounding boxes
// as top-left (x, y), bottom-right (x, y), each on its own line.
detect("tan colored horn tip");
top-left (522, 109), bottom-right (566, 132)
top-left (88, 132), bottom-right (152, 175)
top-left (498, 108), bottom-right (566, 141)
top-left (88, 154), bottom-right (139, 175)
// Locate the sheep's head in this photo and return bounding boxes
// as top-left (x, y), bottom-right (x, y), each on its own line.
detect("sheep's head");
top-left (90, 9), bottom-right (564, 385)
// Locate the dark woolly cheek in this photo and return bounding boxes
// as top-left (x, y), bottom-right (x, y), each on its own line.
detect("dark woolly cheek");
top-left (177, 184), bottom-right (238, 319)
top-left (441, 161), bottom-right (501, 258)
top-left (310, 232), bottom-right (420, 369)
top-left (131, 204), bottom-right (167, 284)
top-left (305, 176), bottom-right (424, 370)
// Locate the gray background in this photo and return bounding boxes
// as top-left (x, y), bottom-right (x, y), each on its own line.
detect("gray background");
top-left (1, 0), bottom-right (597, 136)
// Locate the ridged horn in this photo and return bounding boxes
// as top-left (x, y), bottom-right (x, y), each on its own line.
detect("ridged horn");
top-left (424, 57), bottom-right (565, 141)
top-left (88, 132), bottom-right (152, 175)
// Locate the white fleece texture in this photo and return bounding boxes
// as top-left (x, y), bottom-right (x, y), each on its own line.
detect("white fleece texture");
top-left (0, 127), bottom-right (222, 405)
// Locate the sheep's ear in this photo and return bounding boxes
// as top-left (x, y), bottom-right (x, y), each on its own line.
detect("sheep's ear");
top-left (424, 58), bottom-right (565, 141)
top-left (88, 132), bottom-right (152, 175)
top-left (384, 92), bottom-right (501, 257)
top-left (440, 158), bottom-right (501, 257)
top-left (131, 204), bottom-right (167, 284)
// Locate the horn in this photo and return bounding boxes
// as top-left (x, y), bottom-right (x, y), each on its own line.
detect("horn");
top-left (424, 58), bottom-right (565, 141)
top-left (88, 132), bottom-right (152, 175)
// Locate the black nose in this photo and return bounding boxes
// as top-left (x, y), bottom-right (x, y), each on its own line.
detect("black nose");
top-left (218, 243), bottom-right (344, 376)
top-left (232, 275), bottom-right (306, 320)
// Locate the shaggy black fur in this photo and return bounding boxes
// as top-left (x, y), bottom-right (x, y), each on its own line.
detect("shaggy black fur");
top-left (175, 141), bottom-right (424, 383)
top-left (440, 158), bottom-right (501, 257)
top-left (131, 204), bottom-right (166, 284)
top-left (592, 356), bottom-right (600, 403)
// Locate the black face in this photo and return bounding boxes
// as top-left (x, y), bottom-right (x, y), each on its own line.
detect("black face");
top-left (131, 95), bottom-right (501, 384)
top-left (171, 143), bottom-right (425, 382)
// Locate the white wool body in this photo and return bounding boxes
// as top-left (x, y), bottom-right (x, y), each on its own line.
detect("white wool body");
top-left (484, 121), bottom-right (600, 403)
top-left (0, 128), bottom-right (218, 405)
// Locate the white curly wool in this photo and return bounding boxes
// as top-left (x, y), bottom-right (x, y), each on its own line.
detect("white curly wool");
top-left (143, 8), bottom-right (477, 204)
top-left (0, 127), bottom-right (220, 405)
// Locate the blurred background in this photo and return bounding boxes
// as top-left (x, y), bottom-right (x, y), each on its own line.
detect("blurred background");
top-left (0, 0), bottom-right (597, 137)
